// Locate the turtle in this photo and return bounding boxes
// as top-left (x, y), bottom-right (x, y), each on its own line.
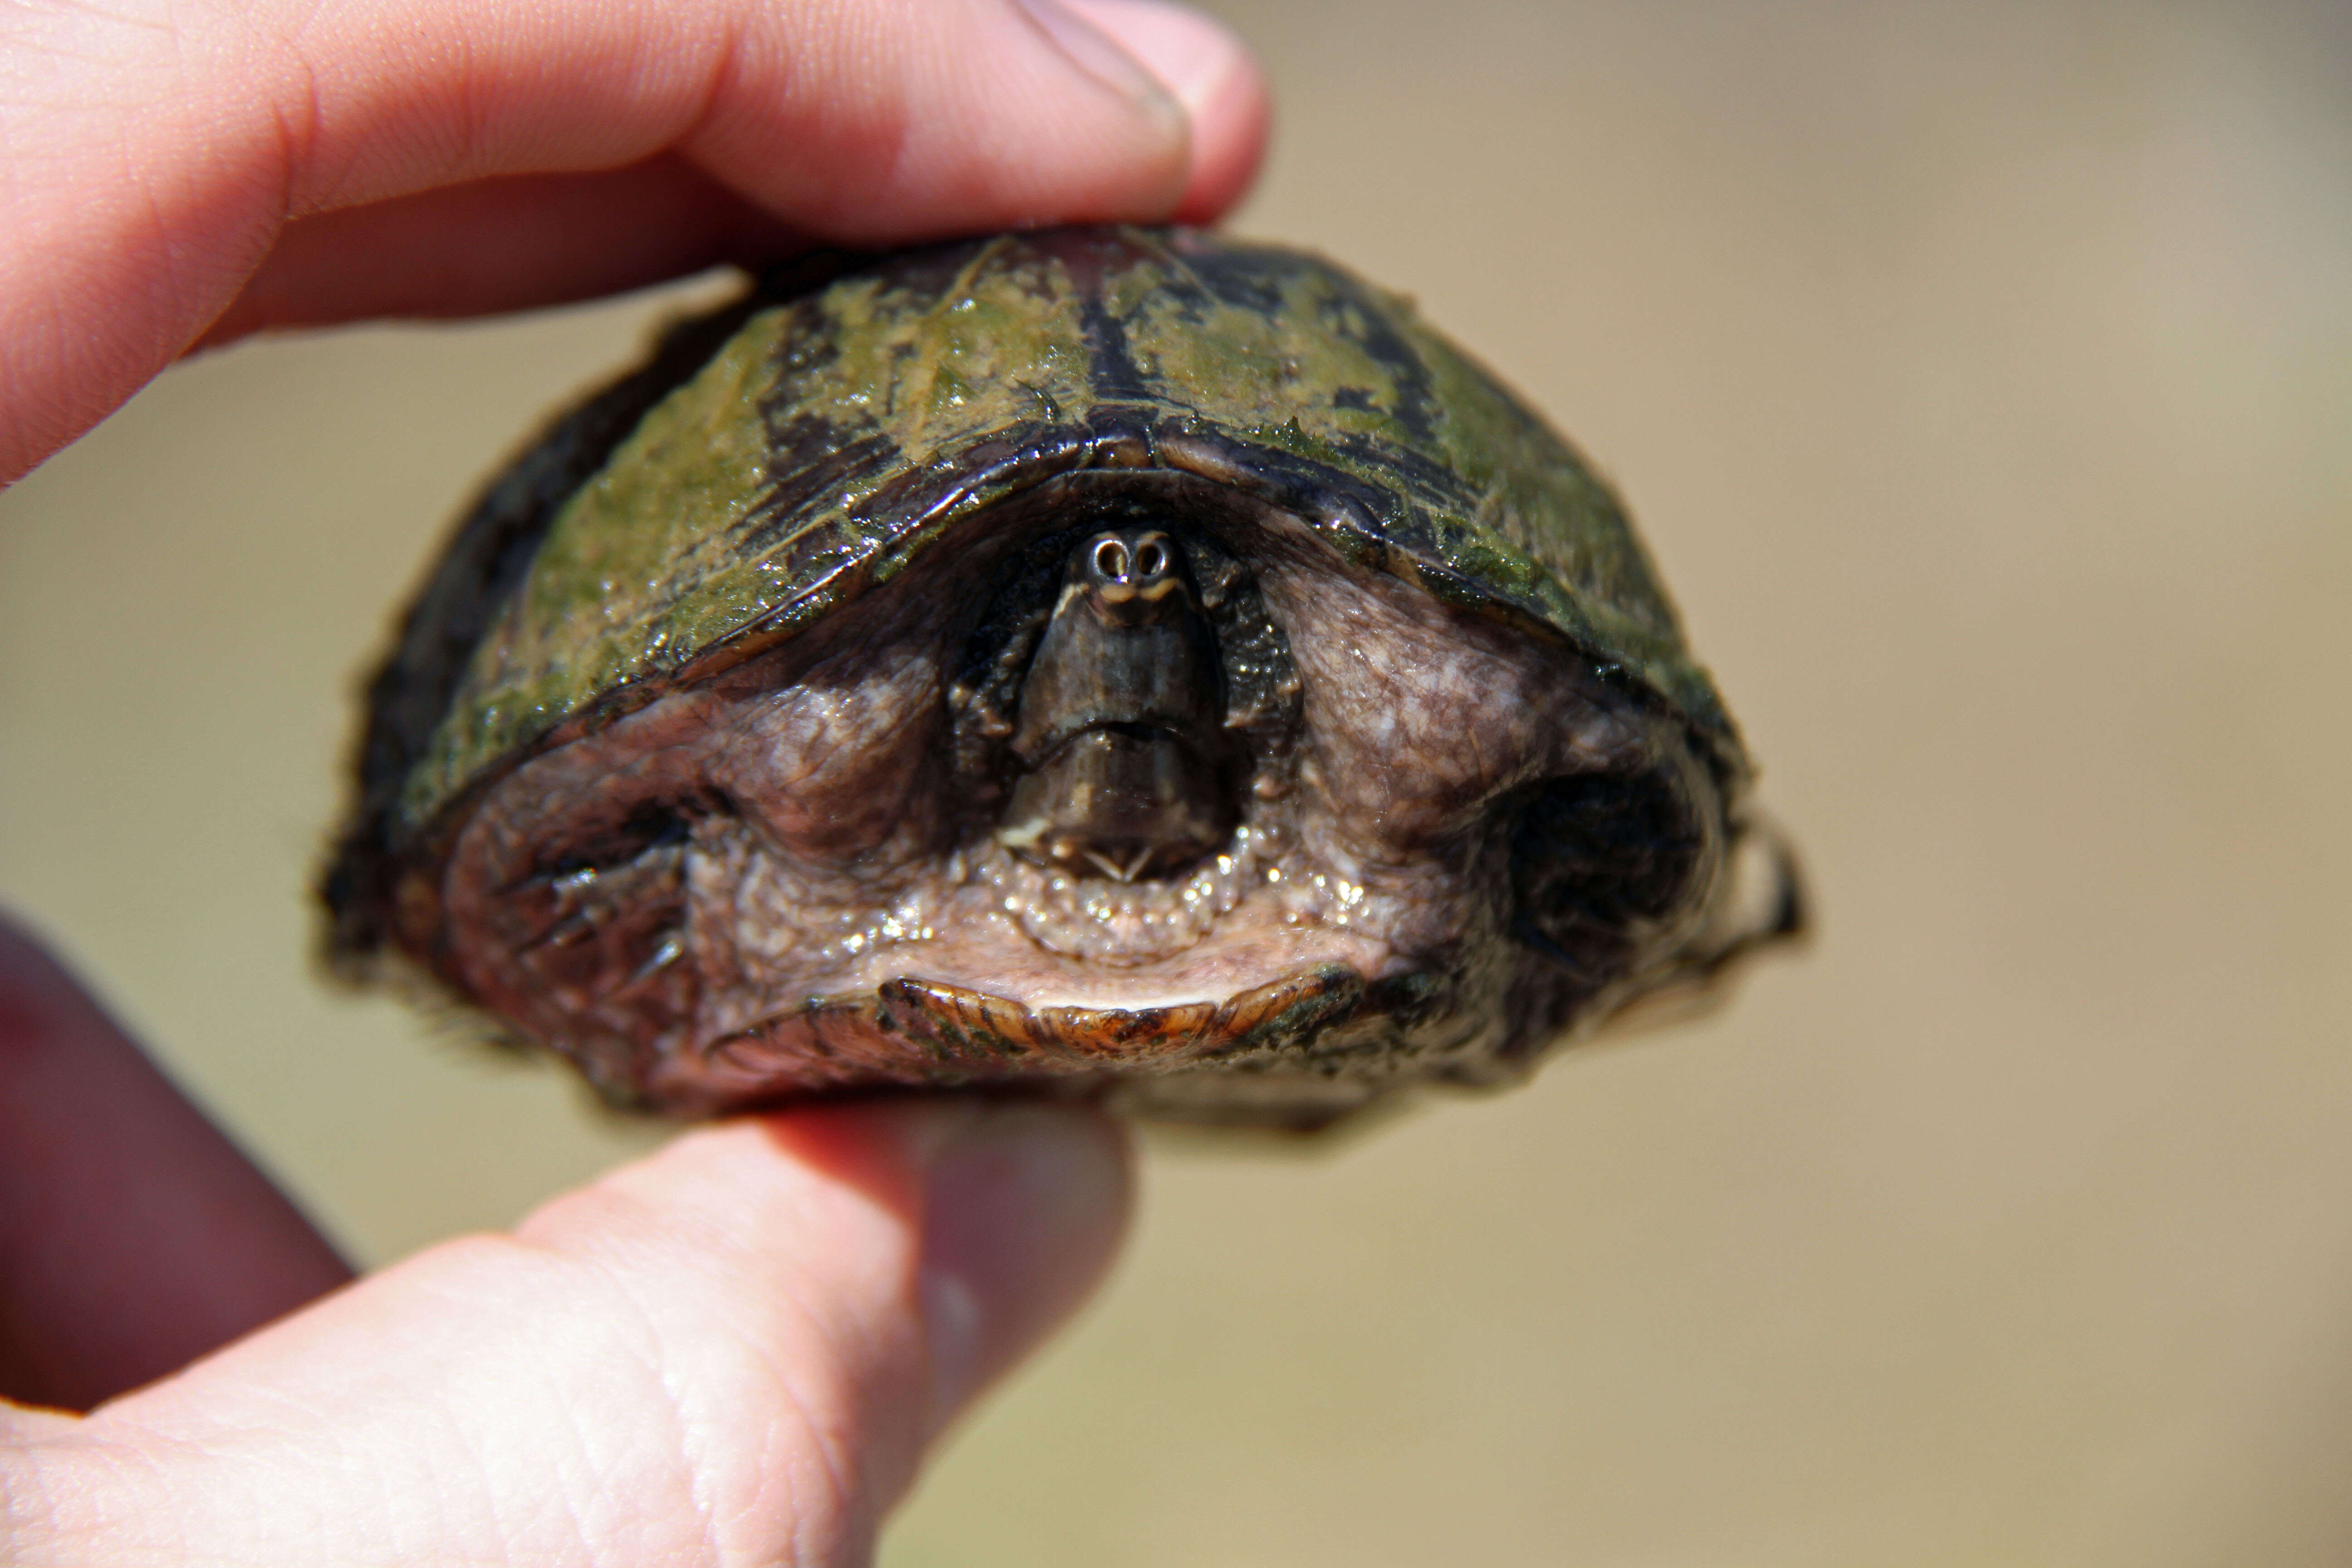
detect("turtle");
top-left (324, 225), bottom-right (1802, 1129)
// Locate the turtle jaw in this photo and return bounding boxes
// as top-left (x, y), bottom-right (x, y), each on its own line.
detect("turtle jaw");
top-left (690, 965), bottom-right (1391, 1106)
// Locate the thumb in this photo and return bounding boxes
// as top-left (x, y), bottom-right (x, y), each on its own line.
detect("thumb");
top-left (4, 1102), bottom-right (1132, 1567)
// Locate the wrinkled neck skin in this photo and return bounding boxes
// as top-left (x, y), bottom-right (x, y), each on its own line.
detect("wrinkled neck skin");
top-left (411, 476), bottom-right (1740, 1126)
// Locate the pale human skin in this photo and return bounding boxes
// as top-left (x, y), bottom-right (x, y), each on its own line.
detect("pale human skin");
top-left (0, 1), bottom-right (1267, 1560)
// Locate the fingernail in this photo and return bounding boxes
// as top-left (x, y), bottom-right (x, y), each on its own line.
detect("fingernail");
top-left (1013, 0), bottom-right (1187, 127)
top-left (916, 1101), bottom-right (1132, 1426)
top-left (1050, 0), bottom-right (1256, 125)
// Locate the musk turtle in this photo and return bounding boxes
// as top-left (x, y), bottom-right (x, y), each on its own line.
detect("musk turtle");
top-left (326, 226), bottom-right (1800, 1128)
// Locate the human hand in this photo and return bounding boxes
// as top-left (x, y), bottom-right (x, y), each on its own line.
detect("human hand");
top-left (0, 922), bottom-right (1131, 1563)
top-left (0, 0), bottom-right (1267, 1559)
top-left (0, 0), bottom-right (1267, 482)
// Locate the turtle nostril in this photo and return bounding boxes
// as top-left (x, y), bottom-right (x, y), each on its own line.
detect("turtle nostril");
top-left (1093, 538), bottom-right (1129, 579)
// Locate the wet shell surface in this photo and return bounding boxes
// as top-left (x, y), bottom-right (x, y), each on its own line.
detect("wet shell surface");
top-left (327, 225), bottom-right (1801, 1128)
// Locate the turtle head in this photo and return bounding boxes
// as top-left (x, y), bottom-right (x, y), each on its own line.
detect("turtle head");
top-left (997, 528), bottom-right (1236, 884)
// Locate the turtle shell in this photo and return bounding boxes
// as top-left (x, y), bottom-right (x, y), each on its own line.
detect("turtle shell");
top-left (328, 225), bottom-right (1799, 1127)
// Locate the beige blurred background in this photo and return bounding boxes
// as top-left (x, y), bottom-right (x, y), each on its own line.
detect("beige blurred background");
top-left (5, 0), bottom-right (2350, 1560)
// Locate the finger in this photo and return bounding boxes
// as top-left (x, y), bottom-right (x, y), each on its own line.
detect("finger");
top-left (198, 0), bottom-right (1277, 346)
top-left (200, 158), bottom-right (807, 340)
top-left (0, 917), bottom-right (353, 1413)
top-left (0, 0), bottom-right (1269, 483)
top-left (1069, 0), bottom-right (1271, 220)
top-left (4, 1100), bottom-right (1132, 1565)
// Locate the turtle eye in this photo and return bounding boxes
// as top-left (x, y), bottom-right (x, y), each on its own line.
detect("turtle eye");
top-left (1135, 539), bottom-right (1167, 578)
top-left (1092, 537), bottom-right (1130, 580)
